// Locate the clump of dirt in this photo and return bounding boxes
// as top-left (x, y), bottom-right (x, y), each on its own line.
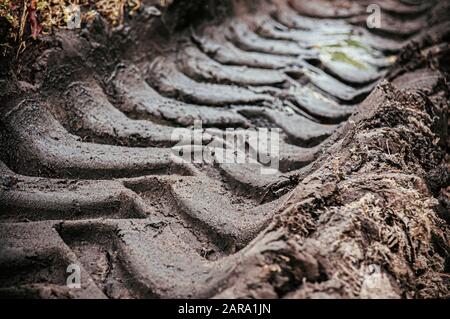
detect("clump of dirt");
top-left (218, 80), bottom-right (449, 298)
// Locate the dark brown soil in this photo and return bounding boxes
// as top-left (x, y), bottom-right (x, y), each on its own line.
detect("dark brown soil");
top-left (0, 0), bottom-right (449, 299)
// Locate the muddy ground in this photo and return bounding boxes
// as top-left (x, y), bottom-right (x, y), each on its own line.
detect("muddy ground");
top-left (0, 0), bottom-right (449, 299)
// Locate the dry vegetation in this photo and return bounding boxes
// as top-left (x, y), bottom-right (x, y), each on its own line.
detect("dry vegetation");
top-left (0, 0), bottom-right (143, 57)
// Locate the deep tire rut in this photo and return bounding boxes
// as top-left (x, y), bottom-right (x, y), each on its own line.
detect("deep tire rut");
top-left (0, 0), bottom-right (449, 299)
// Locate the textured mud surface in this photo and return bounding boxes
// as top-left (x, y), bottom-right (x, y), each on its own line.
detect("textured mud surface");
top-left (0, 0), bottom-right (449, 299)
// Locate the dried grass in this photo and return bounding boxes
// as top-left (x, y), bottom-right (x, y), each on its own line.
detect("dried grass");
top-left (0, 0), bottom-right (143, 57)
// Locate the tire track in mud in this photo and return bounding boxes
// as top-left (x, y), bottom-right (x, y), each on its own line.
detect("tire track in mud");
top-left (0, 0), bottom-right (447, 298)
